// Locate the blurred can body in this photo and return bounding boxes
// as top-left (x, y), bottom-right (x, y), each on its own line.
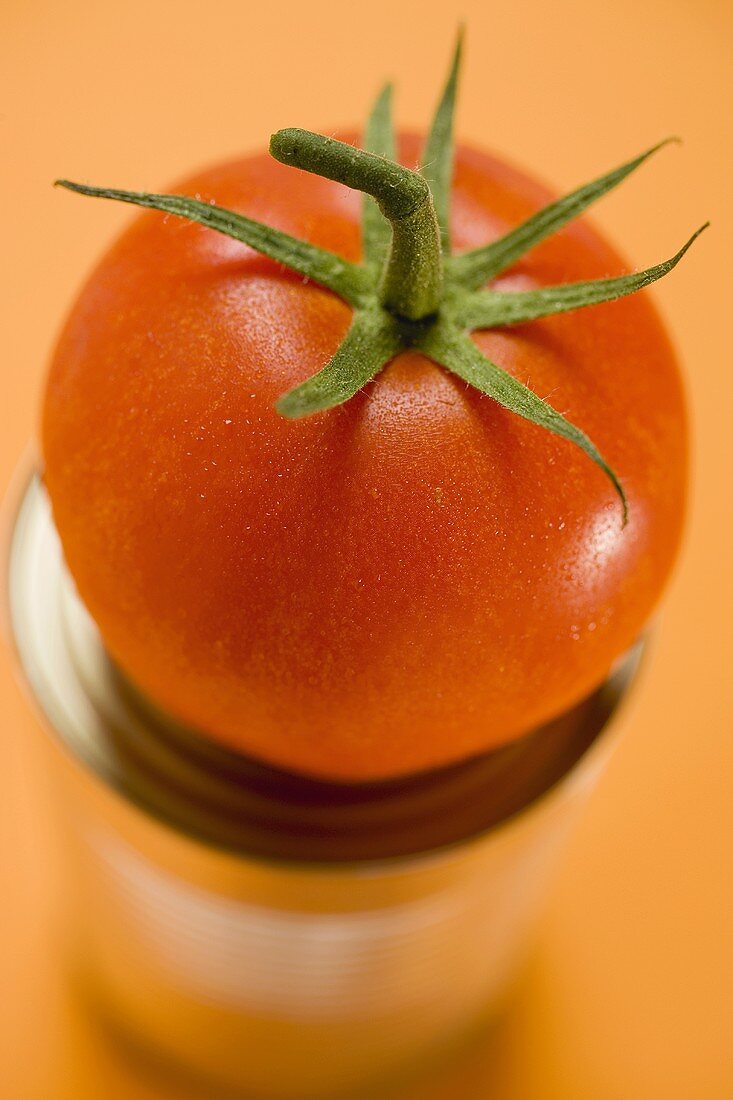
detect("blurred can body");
top-left (7, 474), bottom-right (635, 1097)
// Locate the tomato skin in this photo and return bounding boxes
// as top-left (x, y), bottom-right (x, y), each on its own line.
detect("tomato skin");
top-left (42, 133), bottom-right (687, 781)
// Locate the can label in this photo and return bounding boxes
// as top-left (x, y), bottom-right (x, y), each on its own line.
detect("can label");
top-left (87, 828), bottom-right (526, 1021)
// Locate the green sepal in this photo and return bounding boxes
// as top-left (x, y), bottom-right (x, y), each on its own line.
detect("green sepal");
top-left (453, 224), bottom-right (708, 329)
top-left (276, 307), bottom-right (401, 418)
top-left (54, 180), bottom-right (372, 307)
top-left (362, 83), bottom-right (397, 272)
top-left (418, 320), bottom-right (629, 523)
top-left (448, 139), bottom-right (679, 291)
top-left (422, 28), bottom-right (463, 254)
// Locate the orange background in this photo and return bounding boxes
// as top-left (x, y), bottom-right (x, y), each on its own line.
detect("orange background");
top-left (1, 0), bottom-right (731, 1097)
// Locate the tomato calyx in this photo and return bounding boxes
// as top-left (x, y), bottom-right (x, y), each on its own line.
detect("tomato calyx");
top-left (54, 30), bottom-right (707, 527)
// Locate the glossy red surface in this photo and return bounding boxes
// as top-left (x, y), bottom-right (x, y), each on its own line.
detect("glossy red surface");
top-left (42, 135), bottom-right (687, 780)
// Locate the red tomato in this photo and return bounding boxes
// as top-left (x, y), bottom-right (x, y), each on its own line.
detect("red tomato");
top-left (42, 133), bottom-right (687, 781)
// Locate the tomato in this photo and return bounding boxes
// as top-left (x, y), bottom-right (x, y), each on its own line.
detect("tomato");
top-left (42, 132), bottom-right (687, 781)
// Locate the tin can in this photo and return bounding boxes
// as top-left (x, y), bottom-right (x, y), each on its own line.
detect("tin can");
top-left (6, 472), bottom-right (639, 1098)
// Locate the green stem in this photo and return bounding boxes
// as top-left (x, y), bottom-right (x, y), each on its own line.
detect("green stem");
top-left (270, 128), bottom-right (443, 321)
